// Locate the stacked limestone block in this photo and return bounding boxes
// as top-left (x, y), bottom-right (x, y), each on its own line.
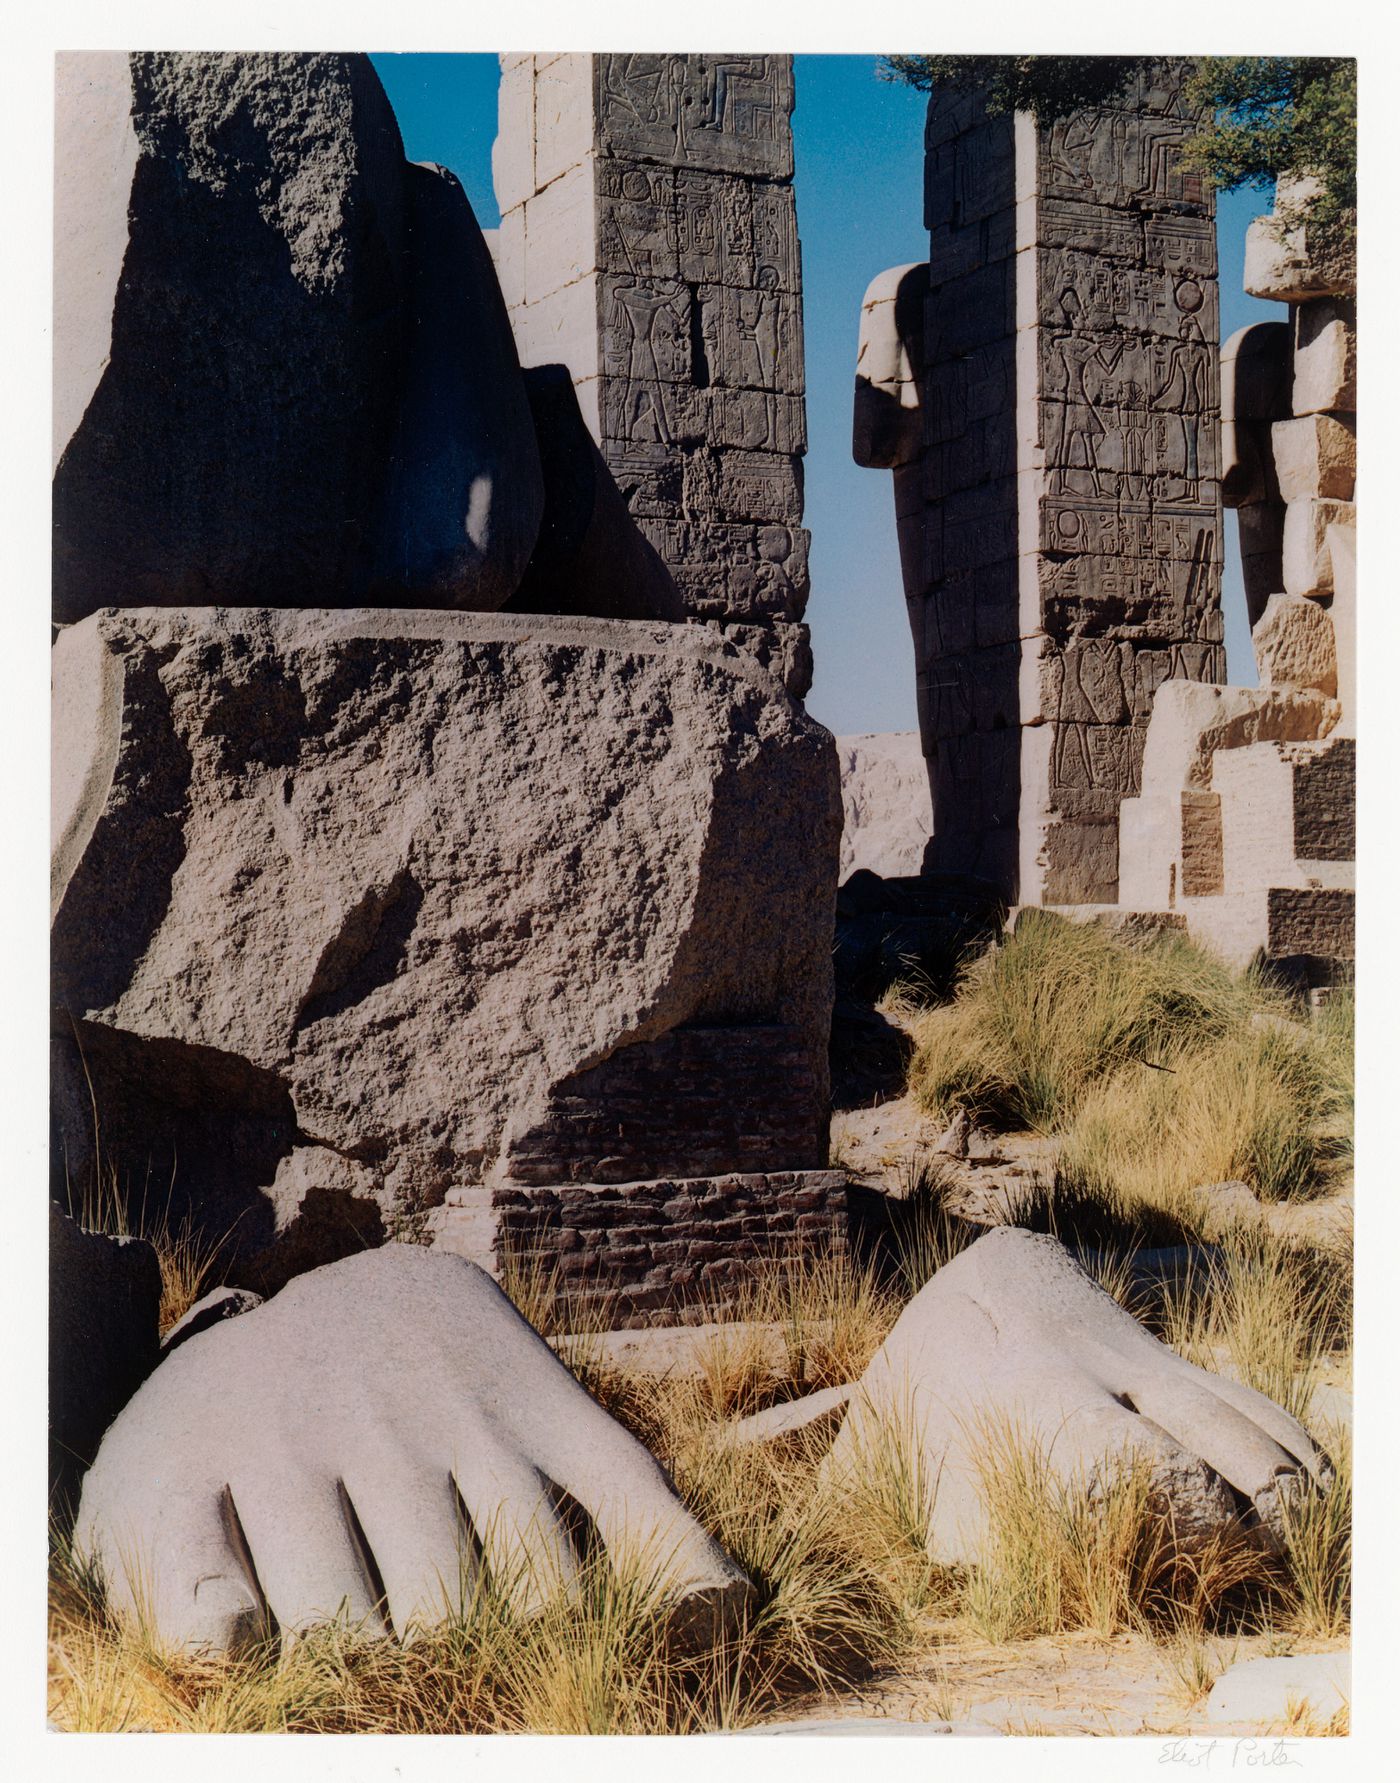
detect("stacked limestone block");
top-left (491, 53), bottom-right (813, 697)
top-left (1243, 176), bottom-right (1356, 732)
top-left (1119, 183), bottom-right (1355, 976)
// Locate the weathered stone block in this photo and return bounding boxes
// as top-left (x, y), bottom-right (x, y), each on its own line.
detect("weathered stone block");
top-left (1271, 414), bottom-right (1355, 504)
top-left (1292, 298), bottom-right (1357, 416)
top-left (436, 1170), bottom-right (848, 1326)
top-left (1253, 591), bottom-right (1338, 698)
top-left (52, 609), bottom-right (840, 1285)
top-left (1242, 183), bottom-right (1352, 305)
top-left (1282, 498), bottom-right (1356, 598)
top-left (1180, 790), bottom-right (1224, 897)
top-left (1291, 737), bottom-right (1356, 861)
top-left (1267, 887), bottom-right (1354, 961)
top-left (835, 732), bottom-right (933, 882)
top-left (1326, 520), bottom-right (1356, 736)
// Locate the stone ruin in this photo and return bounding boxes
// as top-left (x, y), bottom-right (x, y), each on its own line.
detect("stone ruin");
top-left (49, 51), bottom-right (1356, 1469)
top-left (1119, 177), bottom-right (1356, 981)
top-left (491, 53), bottom-right (813, 698)
top-left (50, 51), bottom-right (844, 1327)
top-left (853, 64), bottom-right (1354, 984)
top-left (49, 52), bottom-right (1349, 1629)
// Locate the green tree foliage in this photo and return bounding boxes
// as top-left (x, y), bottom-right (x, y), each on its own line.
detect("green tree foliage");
top-left (881, 55), bottom-right (1140, 121)
top-left (882, 55), bottom-right (1356, 257)
top-left (1180, 57), bottom-right (1355, 260)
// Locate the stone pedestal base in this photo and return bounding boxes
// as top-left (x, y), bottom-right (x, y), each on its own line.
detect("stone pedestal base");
top-left (429, 1171), bottom-right (849, 1327)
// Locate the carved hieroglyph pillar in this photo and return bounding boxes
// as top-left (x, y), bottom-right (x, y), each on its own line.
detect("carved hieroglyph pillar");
top-left (492, 53), bottom-right (812, 696)
top-left (913, 64), bottom-right (1224, 903)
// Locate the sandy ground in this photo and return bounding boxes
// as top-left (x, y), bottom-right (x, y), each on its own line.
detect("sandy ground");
top-left (740, 1629), bottom-right (1350, 1737)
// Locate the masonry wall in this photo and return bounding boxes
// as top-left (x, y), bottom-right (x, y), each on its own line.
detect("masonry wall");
top-left (435, 1170), bottom-right (850, 1326)
top-left (503, 1024), bottom-right (824, 1186)
top-left (918, 63), bottom-right (1226, 903)
top-left (493, 53), bottom-right (813, 697)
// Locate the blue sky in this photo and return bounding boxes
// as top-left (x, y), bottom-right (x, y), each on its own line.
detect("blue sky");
top-left (371, 51), bottom-right (1282, 736)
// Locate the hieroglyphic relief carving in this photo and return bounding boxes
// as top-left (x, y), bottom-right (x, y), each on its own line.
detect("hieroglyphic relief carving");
top-left (1024, 62), bottom-right (1223, 895)
top-left (596, 53), bottom-right (793, 178)
top-left (866, 60), bottom-right (1223, 901)
top-left (494, 54), bottom-right (808, 691)
top-left (589, 54), bottom-right (807, 673)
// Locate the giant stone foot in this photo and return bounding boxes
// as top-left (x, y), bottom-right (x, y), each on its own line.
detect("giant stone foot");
top-left (824, 1228), bottom-right (1330, 1562)
top-left (75, 1246), bottom-right (751, 1652)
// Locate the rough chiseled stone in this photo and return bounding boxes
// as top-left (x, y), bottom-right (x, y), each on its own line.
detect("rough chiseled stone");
top-left (1282, 497), bottom-right (1355, 598)
top-left (53, 52), bottom-right (543, 624)
top-left (50, 607), bottom-right (840, 1287)
top-left (1253, 592), bottom-right (1339, 698)
top-left (835, 732), bottom-right (933, 881)
top-left (1242, 176), bottom-right (1354, 305)
top-left (1271, 414), bottom-right (1355, 505)
top-left (1291, 299), bottom-right (1357, 417)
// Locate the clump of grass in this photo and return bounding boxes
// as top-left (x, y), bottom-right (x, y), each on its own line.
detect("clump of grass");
top-left (62, 1160), bottom-right (229, 1337)
top-left (886, 1153), bottom-right (985, 1297)
top-left (1159, 1227), bottom-right (1351, 1428)
top-left (907, 912), bottom-right (1261, 1133)
top-left (1275, 1422), bottom-right (1351, 1641)
top-left (1161, 1613), bottom-right (1229, 1709)
top-left (908, 912), bottom-right (1349, 1215)
top-left (953, 1413), bottom-right (1267, 1644)
top-left (1060, 1018), bottom-right (1349, 1212)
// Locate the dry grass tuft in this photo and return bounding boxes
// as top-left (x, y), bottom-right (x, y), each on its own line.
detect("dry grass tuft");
top-left (908, 916), bottom-right (1351, 1209)
top-left (1159, 1227), bottom-right (1351, 1428)
top-left (907, 912), bottom-right (1261, 1133)
top-left (953, 1413), bottom-right (1271, 1646)
top-left (62, 1160), bottom-right (229, 1336)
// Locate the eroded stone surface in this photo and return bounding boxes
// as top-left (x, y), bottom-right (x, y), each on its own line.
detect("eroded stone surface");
top-left (836, 732), bottom-right (933, 881)
top-left (1292, 299), bottom-right (1357, 416)
top-left (53, 51), bottom-right (542, 622)
top-left (1282, 497), bottom-right (1355, 598)
top-left (50, 608), bottom-right (840, 1284)
top-left (1253, 592), bottom-right (1338, 698)
top-left (1271, 414), bottom-right (1355, 504)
